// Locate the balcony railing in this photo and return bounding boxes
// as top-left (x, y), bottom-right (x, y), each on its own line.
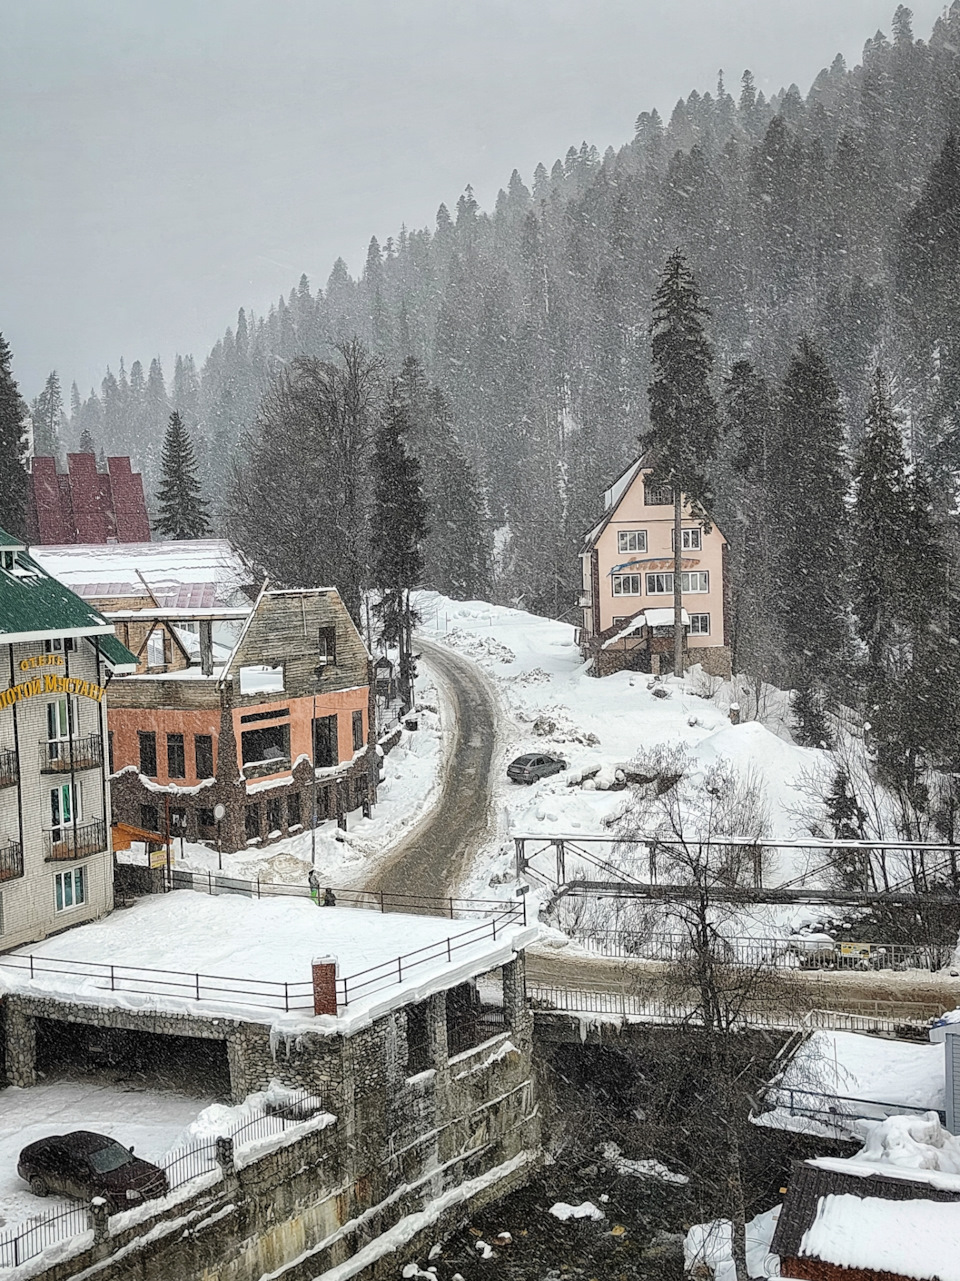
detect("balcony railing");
top-left (43, 818), bottom-right (107, 862)
top-left (0, 841), bottom-right (23, 882)
top-left (0, 748), bottom-right (17, 789)
top-left (39, 734), bottom-right (103, 774)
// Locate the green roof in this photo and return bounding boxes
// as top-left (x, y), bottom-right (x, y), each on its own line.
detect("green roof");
top-left (0, 544), bottom-right (115, 643)
top-left (94, 631), bottom-right (139, 671)
top-left (0, 526), bottom-right (25, 548)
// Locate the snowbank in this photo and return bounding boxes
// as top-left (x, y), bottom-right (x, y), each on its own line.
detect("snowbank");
top-left (799, 1193), bottom-right (960, 1281)
top-left (683, 1205), bottom-right (780, 1280)
top-left (415, 591), bottom-right (830, 907)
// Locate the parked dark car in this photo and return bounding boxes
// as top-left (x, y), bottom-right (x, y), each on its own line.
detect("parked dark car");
top-left (507, 753), bottom-right (566, 784)
top-left (18, 1131), bottom-right (168, 1212)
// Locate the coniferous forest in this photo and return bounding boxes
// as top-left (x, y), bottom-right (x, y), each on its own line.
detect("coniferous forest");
top-left (8, 4), bottom-right (960, 750)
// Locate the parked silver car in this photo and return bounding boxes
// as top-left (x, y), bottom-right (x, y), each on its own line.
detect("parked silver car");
top-left (507, 753), bottom-right (566, 784)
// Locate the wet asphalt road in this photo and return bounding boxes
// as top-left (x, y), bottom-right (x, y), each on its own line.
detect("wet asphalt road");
top-left (365, 638), bottom-right (498, 906)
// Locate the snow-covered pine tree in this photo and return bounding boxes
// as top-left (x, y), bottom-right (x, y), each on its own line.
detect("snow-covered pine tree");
top-left (78, 428), bottom-right (96, 456)
top-left (154, 411), bottom-right (211, 540)
top-left (645, 249), bottom-right (720, 675)
top-left (772, 338), bottom-right (848, 687)
top-left (852, 368), bottom-right (911, 668)
top-left (825, 767), bottom-right (869, 888)
top-left (370, 380), bottom-right (428, 708)
top-left (0, 332), bottom-right (27, 536)
top-left (31, 371), bottom-right (63, 463)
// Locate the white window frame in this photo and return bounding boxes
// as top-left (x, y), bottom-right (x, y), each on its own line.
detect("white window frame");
top-left (645, 571), bottom-right (710, 595)
top-left (671, 526), bottom-right (702, 551)
top-left (617, 529), bottom-right (648, 554)
top-left (644, 484), bottom-right (674, 506)
top-left (689, 613), bottom-right (710, 636)
top-left (44, 637), bottom-right (75, 653)
top-left (54, 865), bottom-right (86, 913)
top-left (50, 781), bottom-right (82, 835)
top-left (612, 574), bottom-right (642, 596)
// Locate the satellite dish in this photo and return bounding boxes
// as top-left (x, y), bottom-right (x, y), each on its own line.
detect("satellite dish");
top-left (213, 804), bottom-right (226, 821)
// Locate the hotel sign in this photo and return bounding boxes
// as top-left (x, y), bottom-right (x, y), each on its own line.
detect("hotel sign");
top-left (0, 671), bottom-right (106, 709)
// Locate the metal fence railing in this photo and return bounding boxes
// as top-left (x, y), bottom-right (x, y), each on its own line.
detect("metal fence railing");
top-left (527, 986), bottom-right (937, 1035)
top-left (0, 1201), bottom-right (90, 1270)
top-left (758, 1085), bottom-right (946, 1132)
top-left (0, 1090), bottom-right (325, 1270)
top-left (39, 733), bottom-right (103, 774)
top-left (0, 745), bottom-right (18, 788)
top-left (42, 818), bottom-right (107, 862)
top-left (575, 930), bottom-right (956, 973)
top-left (0, 839), bottom-right (22, 883)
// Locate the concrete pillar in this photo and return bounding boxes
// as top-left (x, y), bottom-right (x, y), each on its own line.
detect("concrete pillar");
top-left (503, 954), bottom-right (533, 1046)
top-left (4, 1001), bottom-right (36, 1088)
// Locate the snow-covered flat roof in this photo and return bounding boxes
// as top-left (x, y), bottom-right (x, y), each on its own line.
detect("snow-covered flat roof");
top-left (0, 893), bottom-right (536, 1036)
top-left (32, 541), bottom-right (252, 607)
top-left (799, 1190), bottom-right (960, 1281)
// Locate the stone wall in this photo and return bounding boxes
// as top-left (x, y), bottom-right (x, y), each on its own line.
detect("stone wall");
top-left (8, 955), bottom-right (541, 1281)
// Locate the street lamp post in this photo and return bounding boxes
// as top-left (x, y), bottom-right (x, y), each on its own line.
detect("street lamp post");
top-left (214, 802), bottom-right (226, 871)
top-left (311, 692), bottom-right (318, 867)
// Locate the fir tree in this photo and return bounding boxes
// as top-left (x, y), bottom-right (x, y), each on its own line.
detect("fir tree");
top-left (825, 767), bottom-right (869, 887)
top-left (644, 249), bottom-right (720, 674)
top-left (78, 428), bottom-right (96, 456)
top-left (154, 411), bottom-right (211, 539)
top-left (370, 380), bottom-right (428, 707)
top-left (0, 332), bottom-right (27, 536)
top-left (31, 371), bottom-right (63, 462)
top-left (852, 368), bottom-right (911, 667)
top-left (772, 338), bottom-right (849, 685)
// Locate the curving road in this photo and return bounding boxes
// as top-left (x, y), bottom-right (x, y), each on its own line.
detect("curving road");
top-left (365, 638), bottom-right (500, 904)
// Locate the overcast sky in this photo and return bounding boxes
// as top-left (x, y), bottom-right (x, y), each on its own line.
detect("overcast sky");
top-left (0, 0), bottom-right (949, 399)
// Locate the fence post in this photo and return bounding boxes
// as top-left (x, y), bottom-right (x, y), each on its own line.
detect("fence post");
top-left (195, 973), bottom-right (200, 1001)
top-left (257, 875), bottom-right (261, 900)
top-left (110, 965), bottom-right (115, 992)
top-left (380, 890), bottom-right (385, 913)
top-left (215, 1135), bottom-right (236, 1190)
top-left (87, 1197), bottom-right (110, 1245)
top-left (284, 982), bottom-right (289, 1012)
top-left (447, 938), bottom-right (451, 961)
top-left (207, 871), bottom-right (212, 895)
top-left (448, 896), bottom-right (453, 919)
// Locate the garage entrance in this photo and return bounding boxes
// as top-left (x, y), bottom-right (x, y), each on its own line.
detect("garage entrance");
top-left (35, 1019), bottom-right (231, 1099)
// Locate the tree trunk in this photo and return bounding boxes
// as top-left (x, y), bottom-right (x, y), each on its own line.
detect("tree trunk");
top-left (674, 490), bottom-right (684, 677)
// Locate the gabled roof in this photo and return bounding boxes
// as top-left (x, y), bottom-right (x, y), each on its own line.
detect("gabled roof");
top-left (0, 538), bottom-right (115, 644)
top-left (580, 455), bottom-right (725, 554)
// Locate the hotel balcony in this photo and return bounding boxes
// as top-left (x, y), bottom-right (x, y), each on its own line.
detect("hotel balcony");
top-left (0, 748), bottom-right (17, 789)
top-left (39, 734), bottom-right (103, 774)
top-left (43, 818), bottom-right (107, 862)
top-left (0, 840), bottom-right (23, 882)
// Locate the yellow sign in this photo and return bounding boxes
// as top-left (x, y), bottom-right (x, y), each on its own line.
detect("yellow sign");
top-left (19, 654), bottom-right (63, 671)
top-left (839, 942), bottom-right (873, 958)
top-left (0, 672), bottom-right (105, 709)
top-left (149, 847), bottom-right (168, 870)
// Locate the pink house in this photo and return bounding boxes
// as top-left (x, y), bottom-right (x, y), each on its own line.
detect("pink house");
top-left (578, 457), bottom-right (731, 678)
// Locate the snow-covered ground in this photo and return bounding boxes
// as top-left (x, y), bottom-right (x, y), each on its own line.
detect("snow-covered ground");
top-left (0, 891), bottom-right (534, 1034)
top-left (416, 592), bottom-right (831, 926)
top-left (758, 1030), bottom-right (945, 1138)
top-left (0, 1080), bottom-right (214, 1231)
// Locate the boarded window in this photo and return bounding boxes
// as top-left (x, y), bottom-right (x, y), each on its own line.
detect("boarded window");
top-left (244, 802), bottom-right (260, 840)
top-left (313, 714), bottom-right (338, 768)
top-left (318, 626), bottom-right (336, 666)
top-left (195, 734), bottom-right (214, 778)
top-left (287, 792), bottom-right (301, 827)
top-left (352, 710), bottom-right (364, 752)
top-left (266, 796), bottom-right (282, 833)
top-left (167, 733), bottom-right (185, 778)
top-left (140, 803), bottom-right (159, 833)
top-left (138, 731), bottom-right (157, 776)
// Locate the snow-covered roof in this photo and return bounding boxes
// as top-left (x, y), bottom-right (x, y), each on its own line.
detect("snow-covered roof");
top-left (798, 1192), bottom-right (960, 1281)
top-left (601, 607), bottom-right (690, 647)
top-left (0, 892), bottom-right (536, 1037)
top-left (32, 540), bottom-right (253, 608)
top-left (603, 458), bottom-right (644, 512)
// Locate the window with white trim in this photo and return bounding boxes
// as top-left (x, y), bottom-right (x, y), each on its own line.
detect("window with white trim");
top-left (671, 526), bottom-right (702, 551)
top-left (645, 571), bottom-right (710, 594)
top-left (617, 529), bottom-right (647, 554)
top-left (644, 484), bottom-right (674, 506)
top-left (55, 866), bottom-right (86, 912)
top-left (612, 575), bottom-right (642, 596)
top-left (44, 637), bottom-right (75, 653)
top-left (689, 613), bottom-right (710, 635)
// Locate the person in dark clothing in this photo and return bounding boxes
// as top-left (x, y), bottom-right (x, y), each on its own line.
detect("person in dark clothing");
top-left (323, 887), bottom-right (336, 907)
top-left (308, 868), bottom-right (320, 904)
